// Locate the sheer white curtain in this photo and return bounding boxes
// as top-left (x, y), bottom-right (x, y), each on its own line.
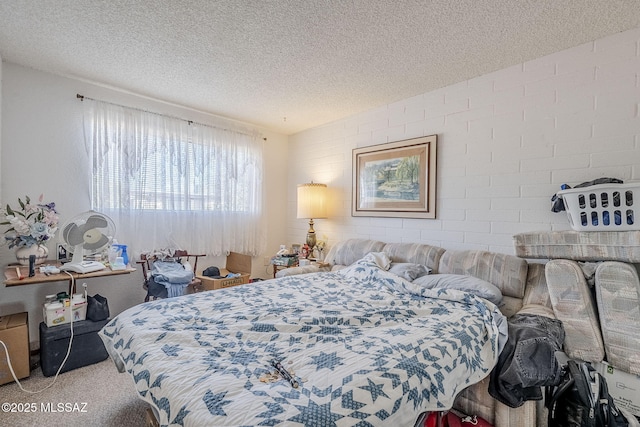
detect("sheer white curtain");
top-left (83, 100), bottom-right (265, 256)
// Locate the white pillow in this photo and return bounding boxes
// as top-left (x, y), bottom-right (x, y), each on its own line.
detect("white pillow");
top-left (412, 274), bottom-right (503, 305)
top-left (361, 252), bottom-right (392, 270)
top-left (388, 263), bottom-right (431, 281)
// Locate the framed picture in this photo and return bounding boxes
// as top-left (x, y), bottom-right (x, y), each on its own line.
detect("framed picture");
top-left (352, 135), bottom-right (437, 218)
top-left (291, 243), bottom-right (301, 256)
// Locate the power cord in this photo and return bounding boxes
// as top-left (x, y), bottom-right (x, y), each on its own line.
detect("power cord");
top-left (0, 271), bottom-right (77, 394)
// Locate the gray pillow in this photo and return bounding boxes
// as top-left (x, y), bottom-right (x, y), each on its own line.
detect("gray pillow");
top-left (412, 274), bottom-right (503, 305)
top-left (388, 263), bottom-right (431, 281)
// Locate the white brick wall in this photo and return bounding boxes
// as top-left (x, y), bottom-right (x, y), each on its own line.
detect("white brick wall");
top-left (287, 27), bottom-right (640, 255)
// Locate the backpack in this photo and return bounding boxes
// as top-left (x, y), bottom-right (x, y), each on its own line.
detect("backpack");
top-left (546, 360), bottom-right (629, 427)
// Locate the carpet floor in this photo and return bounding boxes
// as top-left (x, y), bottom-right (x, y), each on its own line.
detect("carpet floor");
top-left (0, 357), bottom-right (148, 427)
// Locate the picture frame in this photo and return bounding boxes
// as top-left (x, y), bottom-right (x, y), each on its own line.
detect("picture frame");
top-left (352, 135), bottom-right (437, 218)
top-left (57, 244), bottom-right (69, 261)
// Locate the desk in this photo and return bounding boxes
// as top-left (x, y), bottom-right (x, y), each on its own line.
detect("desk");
top-left (4, 262), bottom-right (136, 291)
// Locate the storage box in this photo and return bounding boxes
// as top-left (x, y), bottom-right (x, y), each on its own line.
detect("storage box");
top-left (196, 252), bottom-right (251, 291)
top-left (597, 361), bottom-right (640, 417)
top-left (39, 318), bottom-right (110, 377)
top-left (42, 299), bottom-right (87, 327)
top-left (271, 255), bottom-right (298, 266)
top-left (558, 183), bottom-right (639, 231)
top-left (0, 312), bottom-right (30, 385)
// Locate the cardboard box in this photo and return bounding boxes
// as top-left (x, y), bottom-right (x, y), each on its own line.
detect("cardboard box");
top-left (597, 361), bottom-right (640, 417)
top-left (197, 252), bottom-right (251, 291)
top-left (0, 312), bottom-right (30, 385)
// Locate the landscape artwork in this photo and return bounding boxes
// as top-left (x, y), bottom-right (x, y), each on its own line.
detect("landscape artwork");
top-left (352, 135), bottom-right (437, 218)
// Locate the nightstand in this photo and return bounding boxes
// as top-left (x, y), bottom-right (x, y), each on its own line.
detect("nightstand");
top-left (272, 262), bottom-right (298, 278)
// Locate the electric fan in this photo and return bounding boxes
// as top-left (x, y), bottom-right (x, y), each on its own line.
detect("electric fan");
top-left (59, 210), bottom-right (116, 274)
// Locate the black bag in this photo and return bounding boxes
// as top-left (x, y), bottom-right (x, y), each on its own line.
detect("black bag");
top-left (86, 294), bottom-right (110, 321)
top-left (546, 360), bottom-right (629, 427)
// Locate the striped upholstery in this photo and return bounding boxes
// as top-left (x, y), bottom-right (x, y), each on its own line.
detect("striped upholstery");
top-left (382, 242), bottom-right (445, 273)
top-left (324, 239), bottom-right (386, 268)
top-left (495, 400), bottom-right (538, 427)
top-left (522, 263), bottom-right (552, 308)
top-left (515, 230), bottom-right (640, 378)
top-left (514, 230), bottom-right (640, 262)
top-left (452, 375), bottom-right (539, 427)
top-left (453, 376), bottom-right (494, 423)
top-left (545, 259), bottom-right (605, 363)
top-left (438, 250), bottom-right (528, 299)
top-left (595, 261), bottom-right (640, 374)
top-left (518, 263), bottom-right (556, 319)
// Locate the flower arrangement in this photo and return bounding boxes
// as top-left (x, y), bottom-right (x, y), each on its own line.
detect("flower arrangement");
top-left (315, 240), bottom-right (327, 261)
top-left (2, 195), bottom-right (59, 249)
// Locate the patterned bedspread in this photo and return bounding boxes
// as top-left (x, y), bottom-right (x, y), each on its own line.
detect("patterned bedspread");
top-left (99, 260), bottom-right (506, 427)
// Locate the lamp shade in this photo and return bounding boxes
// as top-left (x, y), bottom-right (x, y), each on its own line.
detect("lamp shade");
top-left (297, 183), bottom-right (328, 219)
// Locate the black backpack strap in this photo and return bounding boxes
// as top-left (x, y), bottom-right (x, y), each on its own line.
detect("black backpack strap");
top-left (547, 364), bottom-right (575, 426)
top-left (568, 360), bottom-right (594, 408)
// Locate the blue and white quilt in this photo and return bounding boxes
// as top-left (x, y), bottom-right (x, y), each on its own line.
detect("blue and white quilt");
top-left (99, 260), bottom-right (506, 427)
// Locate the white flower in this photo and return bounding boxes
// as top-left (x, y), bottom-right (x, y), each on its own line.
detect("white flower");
top-left (2, 195), bottom-right (59, 248)
top-left (30, 222), bottom-right (49, 239)
top-left (8, 216), bottom-right (31, 235)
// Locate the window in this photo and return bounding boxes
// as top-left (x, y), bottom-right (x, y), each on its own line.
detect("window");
top-left (83, 99), bottom-right (265, 256)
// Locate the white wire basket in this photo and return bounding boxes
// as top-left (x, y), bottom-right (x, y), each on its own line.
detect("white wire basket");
top-left (557, 182), bottom-right (639, 231)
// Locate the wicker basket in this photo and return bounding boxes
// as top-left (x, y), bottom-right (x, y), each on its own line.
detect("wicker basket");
top-left (557, 182), bottom-right (639, 231)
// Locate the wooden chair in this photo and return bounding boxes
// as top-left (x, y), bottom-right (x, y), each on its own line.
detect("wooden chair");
top-left (138, 250), bottom-right (205, 301)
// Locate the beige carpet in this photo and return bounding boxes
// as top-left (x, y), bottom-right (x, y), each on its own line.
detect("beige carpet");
top-left (0, 357), bottom-right (148, 427)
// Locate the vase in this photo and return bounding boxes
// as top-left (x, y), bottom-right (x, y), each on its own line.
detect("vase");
top-left (15, 244), bottom-right (49, 266)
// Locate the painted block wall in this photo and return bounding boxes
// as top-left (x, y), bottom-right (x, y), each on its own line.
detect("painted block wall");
top-left (288, 27), bottom-right (640, 255)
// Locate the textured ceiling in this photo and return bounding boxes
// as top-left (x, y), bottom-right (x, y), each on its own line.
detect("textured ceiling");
top-left (1, 1), bottom-right (640, 135)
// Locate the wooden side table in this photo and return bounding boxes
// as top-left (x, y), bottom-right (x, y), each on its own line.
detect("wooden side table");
top-left (272, 261), bottom-right (298, 278)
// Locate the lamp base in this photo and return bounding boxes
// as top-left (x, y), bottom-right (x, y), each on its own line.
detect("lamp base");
top-left (306, 219), bottom-right (317, 251)
top-left (306, 232), bottom-right (317, 251)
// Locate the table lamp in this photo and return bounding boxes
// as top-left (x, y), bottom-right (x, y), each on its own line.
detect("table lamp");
top-left (297, 182), bottom-right (327, 252)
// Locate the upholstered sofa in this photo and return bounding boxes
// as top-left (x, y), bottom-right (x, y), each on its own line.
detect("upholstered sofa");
top-left (514, 230), bottom-right (640, 376)
top-left (277, 239), bottom-right (555, 427)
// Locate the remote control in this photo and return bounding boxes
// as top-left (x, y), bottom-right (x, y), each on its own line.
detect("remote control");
top-left (28, 255), bottom-right (36, 277)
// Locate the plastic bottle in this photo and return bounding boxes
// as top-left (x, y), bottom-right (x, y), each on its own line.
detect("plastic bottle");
top-left (107, 245), bottom-right (119, 265)
top-left (71, 293), bottom-right (86, 321)
top-left (44, 301), bottom-right (65, 326)
top-left (119, 245), bottom-right (129, 266)
top-left (113, 243), bottom-right (129, 266)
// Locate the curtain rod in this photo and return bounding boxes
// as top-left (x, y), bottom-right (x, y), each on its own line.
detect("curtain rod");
top-left (76, 94), bottom-right (266, 141)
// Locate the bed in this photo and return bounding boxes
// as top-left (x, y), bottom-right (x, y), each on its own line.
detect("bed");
top-left (99, 253), bottom-right (507, 426)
